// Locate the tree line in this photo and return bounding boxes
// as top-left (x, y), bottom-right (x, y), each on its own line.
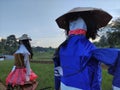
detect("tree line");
top-left (0, 17), bottom-right (120, 55)
top-left (0, 35), bottom-right (55, 55)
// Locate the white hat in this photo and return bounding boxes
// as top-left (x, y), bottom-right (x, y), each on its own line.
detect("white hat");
top-left (18, 34), bottom-right (32, 41)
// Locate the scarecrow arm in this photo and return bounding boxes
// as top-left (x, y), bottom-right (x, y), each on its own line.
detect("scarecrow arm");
top-left (91, 48), bottom-right (118, 66)
top-left (92, 48), bottom-right (120, 87)
top-left (109, 52), bottom-right (120, 87)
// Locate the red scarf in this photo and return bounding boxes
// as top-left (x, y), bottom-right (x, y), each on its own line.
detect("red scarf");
top-left (68, 29), bottom-right (86, 35)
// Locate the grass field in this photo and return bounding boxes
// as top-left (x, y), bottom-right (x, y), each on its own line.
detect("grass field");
top-left (33, 51), bottom-right (54, 61)
top-left (0, 58), bottom-right (113, 90)
top-left (0, 60), bottom-right (54, 90)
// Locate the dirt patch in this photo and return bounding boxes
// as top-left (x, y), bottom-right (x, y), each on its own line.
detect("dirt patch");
top-left (0, 79), bottom-right (6, 90)
top-left (101, 63), bottom-right (108, 69)
top-left (0, 82), bottom-right (6, 90)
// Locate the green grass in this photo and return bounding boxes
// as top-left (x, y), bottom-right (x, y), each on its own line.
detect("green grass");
top-left (0, 60), bottom-right (113, 90)
top-left (31, 62), bottom-right (54, 89)
top-left (33, 51), bottom-right (54, 61)
top-left (0, 60), bottom-right (14, 83)
top-left (102, 69), bottom-right (113, 90)
top-left (0, 60), bottom-right (54, 90)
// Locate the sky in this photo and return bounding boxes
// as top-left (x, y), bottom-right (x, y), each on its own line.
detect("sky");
top-left (0, 0), bottom-right (120, 48)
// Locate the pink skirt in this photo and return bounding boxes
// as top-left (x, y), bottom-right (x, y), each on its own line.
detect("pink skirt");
top-left (6, 68), bottom-right (38, 87)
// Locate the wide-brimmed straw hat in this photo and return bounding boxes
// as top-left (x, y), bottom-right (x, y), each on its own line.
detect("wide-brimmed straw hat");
top-left (56, 7), bottom-right (112, 30)
top-left (18, 34), bottom-right (32, 41)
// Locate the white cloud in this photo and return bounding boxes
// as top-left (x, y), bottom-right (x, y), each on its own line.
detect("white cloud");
top-left (31, 36), bottom-right (66, 48)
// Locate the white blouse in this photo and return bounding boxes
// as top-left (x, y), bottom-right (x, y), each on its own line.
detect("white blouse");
top-left (15, 44), bottom-right (31, 76)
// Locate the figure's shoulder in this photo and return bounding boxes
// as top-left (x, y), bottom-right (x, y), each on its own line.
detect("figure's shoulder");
top-left (15, 44), bottom-right (30, 55)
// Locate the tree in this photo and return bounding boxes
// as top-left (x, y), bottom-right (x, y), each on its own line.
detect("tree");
top-left (111, 17), bottom-right (120, 30)
top-left (0, 39), bottom-right (6, 54)
top-left (107, 31), bottom-right (120, 47)
top-left (5, 35), bottom-right (18, 54)
top-left (99, 35), bottom-right (108, 47)
top-left (107, 17), bottom-right (120, 47)
top-left (94, 17), bottom-right (120, 48)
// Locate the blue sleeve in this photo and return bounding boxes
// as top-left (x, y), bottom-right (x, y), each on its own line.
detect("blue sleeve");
top-left (112, 52), bottom-right (120, 87)
top-left (53, 50), bottom-right (61, 90)
top-left (91, 48), bottom-right (118, 66)
top-left (91, 48), bottom-right (120, 87)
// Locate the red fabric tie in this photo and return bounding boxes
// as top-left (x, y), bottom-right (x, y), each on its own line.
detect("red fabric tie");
top-left (69, 29), bottom-right (86, 35)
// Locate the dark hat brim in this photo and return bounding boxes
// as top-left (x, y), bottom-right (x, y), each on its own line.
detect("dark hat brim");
top-left (56, 7), bottom-right (112, 30)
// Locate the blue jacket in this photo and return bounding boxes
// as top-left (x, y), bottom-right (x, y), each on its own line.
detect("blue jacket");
top-left (53, 35), bottom-right (120, 90)
top-left (91, 48), bottom-right (120, 88)
top-left (53, 35), bottom-right (101, 90)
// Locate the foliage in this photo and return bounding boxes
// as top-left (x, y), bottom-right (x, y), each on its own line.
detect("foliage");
top-left (0, 39), bottom-right (6, 54)
top-left (0, 35), bottom-right (18, 54)
top-left (111, 17), bottom-right (120, 30)
top-left (107, 17), bottom-right (120, 47)
top-left (0, 34), bottom-right (55, 55)
top-left (94, 17), bottom-right (120, 48)
top-left (32, 46), bottom-right (55, 54)
top-left (107, 31), bottom-right (120, 47)
top-left (94, 35), bottom-right (108, 47)
top-left (5, 35), bottom-right (18, 54)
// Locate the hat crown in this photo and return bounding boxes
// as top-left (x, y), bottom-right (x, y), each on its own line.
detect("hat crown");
top-left (68, 7), bottom-right (97, 13)
top-left (19, 34), bottom-right (31, 41)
